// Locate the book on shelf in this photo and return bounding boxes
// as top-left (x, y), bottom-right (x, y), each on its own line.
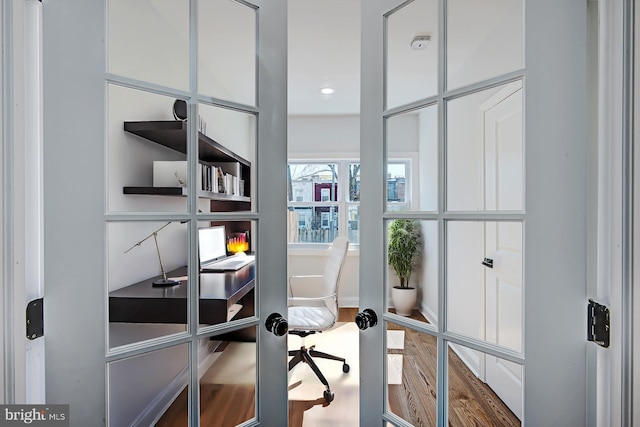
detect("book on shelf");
top-left (151, 160), bottom-right (244, 197)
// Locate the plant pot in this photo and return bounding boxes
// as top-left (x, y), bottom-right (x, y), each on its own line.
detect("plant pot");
top-left (391, 286), bottom-right (417, 316)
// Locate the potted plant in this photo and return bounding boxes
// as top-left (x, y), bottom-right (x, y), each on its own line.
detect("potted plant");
top-left (388, 219), bottom-right (422, 316)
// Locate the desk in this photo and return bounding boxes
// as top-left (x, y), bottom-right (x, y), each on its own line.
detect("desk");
top-left (109, 264), bottom-right (255, 325)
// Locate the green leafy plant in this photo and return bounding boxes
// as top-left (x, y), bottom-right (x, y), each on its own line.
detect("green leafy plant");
top-left (387, 219), bottom-right (422, 288)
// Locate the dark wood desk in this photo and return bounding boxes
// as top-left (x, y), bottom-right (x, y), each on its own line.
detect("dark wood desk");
top-left (109, 264), bottom-right (255, 325)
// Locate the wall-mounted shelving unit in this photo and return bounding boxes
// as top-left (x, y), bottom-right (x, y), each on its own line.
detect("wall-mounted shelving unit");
top-left (122, 120), bottom-right (251, 203)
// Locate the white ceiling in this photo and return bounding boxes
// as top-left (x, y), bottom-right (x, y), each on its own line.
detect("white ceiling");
top-left (287, 0), bottom-right (522, 116)
top-left (288, 0), bottom-right (362, 116)
top-left (148, 0), bottom-right (522, 116)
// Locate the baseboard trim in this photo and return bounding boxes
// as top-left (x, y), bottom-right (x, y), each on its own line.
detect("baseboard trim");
top-left (133, 341), bottom-right (219, 427)
top-left (449, 343), bottom-right (482, 379)
top-left (339, 296), bottom-right (359, 308)
top-left (420, 302), bottom-right (438, 325)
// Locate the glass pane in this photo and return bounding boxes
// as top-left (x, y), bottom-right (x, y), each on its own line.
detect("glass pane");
top-left (198, 220), bottom-right (256, 327)
top-left (288, 163), bottom-right (339, 203)
top-left (386, 104), bottom-right (438, 212)
top-left (446, 0), bottom-right (523, 90)
top-left (448, 342), bottom-right (522, 424)
top-left (386, 0), bottom-right (439, 109)
top-left (446, 81), bottom-right (523, 212)
top-left (348, 163), bottom-right (360, 202)
top-left (197, 326), bottom-right (257, 426)
top-left (387, 220), bottom-right (438, 328)
top-left (446, 221), bottom-right (523, 353)
top-left (387, 163), bottom-right (406, 203)
top-left (108, 221), bottom-right (188, 349)
top-left (288, 206), bottom-right (339, 244)
top-left (108, 0), bottom-right (188, 91)
top-left (109, 343), bottom-right (189, 427)
top-left (198, 103), bottom-right (255, 213)
top-left (386, 321), bottom-right (437, 426)
top-left (347, 204), bottom-right (360, 244)
top-left (108, 85), bottom-right (193, 213)
top-left (289, 313), bottom-right (358, 425)
top-left (198, 0), bottom-right (256, 106)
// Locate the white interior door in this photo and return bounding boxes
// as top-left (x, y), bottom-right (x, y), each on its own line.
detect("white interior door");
top-left (359, 1), bottom-right (589, 426)
top-left (484, 84), bottom-right (523, 419)
top-left (42, 1), bottom-right (288, 425)
top-left (484, 222), bottom-right (523, 419)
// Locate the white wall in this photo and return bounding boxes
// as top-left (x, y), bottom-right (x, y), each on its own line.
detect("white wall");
top-left (287, 249), bottom-right (359, 307)
top-left (288, 114), bottom-right (360, 154)
top-left (417, 107), bottom-right (439, 322)
top-left (108, 0), bottom-right (189, 91)
top-left (288, 115), bottom-right (361, 306)
top-left (447, 0), bottom-right (523, 90)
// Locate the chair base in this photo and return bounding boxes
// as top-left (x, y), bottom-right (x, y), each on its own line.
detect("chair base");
top-left (288, 345), bottom-right (350, 403)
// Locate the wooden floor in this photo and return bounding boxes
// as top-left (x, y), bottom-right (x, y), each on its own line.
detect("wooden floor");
top-left (157, 308), bottom-right (519, 427)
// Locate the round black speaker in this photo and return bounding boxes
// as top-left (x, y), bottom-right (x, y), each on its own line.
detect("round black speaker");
top-left (173, 99), bottom-right (187, 121)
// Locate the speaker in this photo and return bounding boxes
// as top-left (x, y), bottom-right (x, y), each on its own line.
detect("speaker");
top-left (172, 99), bottom-right (187, 121)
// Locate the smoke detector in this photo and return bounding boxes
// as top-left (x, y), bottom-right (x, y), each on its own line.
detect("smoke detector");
top-left (410, 35), bottom-right (431, 50)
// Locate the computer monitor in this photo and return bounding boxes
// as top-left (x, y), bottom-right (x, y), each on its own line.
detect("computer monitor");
top-left (198, 225), bottom-right (227, 265)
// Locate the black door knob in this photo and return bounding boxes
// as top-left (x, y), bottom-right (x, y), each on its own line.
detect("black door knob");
top-left (355, 308), bottom-right (378, 330)
top-left (265, 313), bottom-right (288, 337)
top-left (481, 257), bottom-right (494, 268)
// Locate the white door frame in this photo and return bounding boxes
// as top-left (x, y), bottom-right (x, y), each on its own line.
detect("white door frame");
top-left (620, 0), bottom-right (634, 424)
top-left (1, 0), bottom-right (44, 405)
top-left (594, 0), bottom-right (635, 426)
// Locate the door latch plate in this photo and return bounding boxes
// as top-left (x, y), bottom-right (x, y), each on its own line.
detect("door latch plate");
top-left (587, 299), bottom-right (609, 348)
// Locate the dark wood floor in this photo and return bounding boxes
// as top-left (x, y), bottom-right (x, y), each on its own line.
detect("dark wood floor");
top-left (381, 308), bottom-right (520, 427)
top-left (157, 308), bottom-right (519, 426)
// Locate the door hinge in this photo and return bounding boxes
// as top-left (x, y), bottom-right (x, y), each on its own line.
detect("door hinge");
top-left (587, 299), bottom-right (609, 348)
top-left (26, 298), bottom-right (44, 340)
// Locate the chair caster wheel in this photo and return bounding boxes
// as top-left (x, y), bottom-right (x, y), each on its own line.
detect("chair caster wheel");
top-left (343, 363), bottom-right (350, 373)
top-left (323, 390), bottom-right (334, 403)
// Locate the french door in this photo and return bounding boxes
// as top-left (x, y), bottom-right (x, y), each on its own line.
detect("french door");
top-left (359, 0), bottom-right (589, 426)
top-left (42, 0), bottom-right (287, 425)
top-left (41, 0), bottom-right (588, 425)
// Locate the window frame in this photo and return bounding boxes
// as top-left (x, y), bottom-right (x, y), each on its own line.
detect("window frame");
top-left (287, 156), bottom-right (414, 248)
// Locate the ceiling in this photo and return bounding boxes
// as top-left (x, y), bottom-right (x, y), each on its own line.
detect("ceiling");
top-left (148, 0), bottom-right (521, 116)
top-left (288, 0), bottom-right (362, 116)
top-left (287, 0), bottom-right (521, 116)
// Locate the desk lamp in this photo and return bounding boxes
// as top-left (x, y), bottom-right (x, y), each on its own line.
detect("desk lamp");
top-left (124, 222), bottom-right (181, 287)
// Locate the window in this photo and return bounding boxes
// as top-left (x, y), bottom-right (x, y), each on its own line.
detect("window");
top-left (287, 159), bottom-right (410, 245)
top-left (321, 212), bottom-right (330, 228)
top-left (287, 162), bottom-right (341, 244)
top-left (387, 161), bottom-right (410, 211)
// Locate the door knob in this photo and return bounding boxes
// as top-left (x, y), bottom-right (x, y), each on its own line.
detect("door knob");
top-left (355, 308), bottom-right (378, 330)
top-left (481, 257), bottom-right (494, 268)
top-left (265, 312), bottom-right (288, 337)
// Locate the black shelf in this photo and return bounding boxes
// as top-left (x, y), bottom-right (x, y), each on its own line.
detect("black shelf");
top-left (122, 120), bottom-right (251, 201)
top-left (124, 120), bottom-right (250, 167)
top-left (123, 186), bottom-right (251, 202)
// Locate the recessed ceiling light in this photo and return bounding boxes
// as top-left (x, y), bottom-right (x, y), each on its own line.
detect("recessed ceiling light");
top-left (320, 87), bottom-right (335, 95)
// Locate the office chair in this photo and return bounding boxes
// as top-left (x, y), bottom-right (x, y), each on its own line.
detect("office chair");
top-left (287, 236), bottom-right (350, 404)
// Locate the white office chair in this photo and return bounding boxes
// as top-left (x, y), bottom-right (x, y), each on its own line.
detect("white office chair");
top-left (287, 236), bottom-right (350, 404)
